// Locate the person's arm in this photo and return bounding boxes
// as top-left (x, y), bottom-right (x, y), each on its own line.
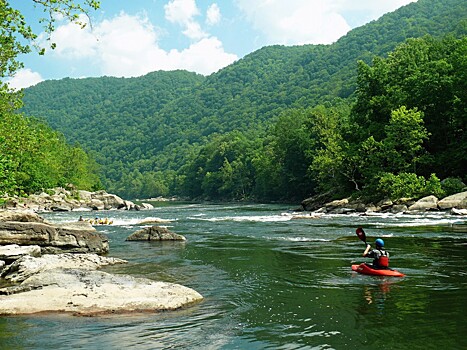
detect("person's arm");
top-left (363, 244), bottom-right (371, 257)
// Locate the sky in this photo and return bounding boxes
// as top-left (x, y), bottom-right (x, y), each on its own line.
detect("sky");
top-left (7, 0), bottom-right (417, 89)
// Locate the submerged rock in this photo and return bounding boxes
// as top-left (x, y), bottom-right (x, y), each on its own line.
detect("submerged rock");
top-left (136, 217), bottom-right (172, 225)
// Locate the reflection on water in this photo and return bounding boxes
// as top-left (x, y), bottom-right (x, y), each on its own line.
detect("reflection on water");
top-left (1, 204), bottom-right (466, 349)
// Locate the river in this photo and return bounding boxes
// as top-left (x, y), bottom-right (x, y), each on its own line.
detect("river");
top-left (1, 203), bottom-right (466, 349)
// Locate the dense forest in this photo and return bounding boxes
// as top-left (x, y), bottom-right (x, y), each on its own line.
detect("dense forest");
top-left (18, 0), bottom-right (467, 202)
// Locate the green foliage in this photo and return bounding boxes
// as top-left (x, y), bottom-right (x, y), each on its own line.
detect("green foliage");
top-left (441, 177), bottom-right (466, 196)
top-left (0, 112), bottom-right (101, 195)
top-left (180, 131), bottom-right (261, 200)
top-left (0, 153), bottom-right (16, 195)
top-left (377, 172), bottom-right (443, 200)
top-left (351, 35), bottom-right (467, 180)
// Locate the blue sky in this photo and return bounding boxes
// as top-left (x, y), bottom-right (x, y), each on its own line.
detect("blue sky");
top-left (7, 0), bottom-right (416, 89)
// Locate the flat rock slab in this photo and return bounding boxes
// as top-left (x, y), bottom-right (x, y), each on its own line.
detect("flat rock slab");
top-left (0, 244), bottom-right (41, 261)
top-left (2, 253), bottom-right (127, 283)
top-left (0, 268), bottom-right (203, 316)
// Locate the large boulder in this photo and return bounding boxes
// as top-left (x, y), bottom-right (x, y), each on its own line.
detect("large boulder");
top-left (0, 268), bottom-right (203, 315)
top-left (0, 217), bottom-right (109, 255)
top-left (408, 195), bottom-right (439, 211)
top-left (438, 191), bottom-right (467, 210)
top-left (92, 191), bottom-right (125, 210)
top-left (126, 226), bottom-right (186, 241)
top-left (0, 211), bottom-right (44, 223)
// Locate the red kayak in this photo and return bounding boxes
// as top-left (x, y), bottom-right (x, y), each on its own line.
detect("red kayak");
top-left (352, 263), bottom-right (405, 277)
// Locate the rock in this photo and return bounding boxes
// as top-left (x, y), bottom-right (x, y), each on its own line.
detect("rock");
top-left (2, 189), bottom-right (128, 212)
top-left (123, 200), bottom-right (136, 210)
top-left (50, 205), bottom-right (73, 212)
top-left (301, 191), bottom-right (334, 211)
top-left (1, 253), bottom-right (126, 283)
top-left (451, 208), bottom-right (467, 215)
top-left (88, 199), bottom-right (105, 210)
top-left (0, 219), bottom-right (109, 255)
top-left (0, 210), bottom-right (45, 223)
top-left (408, 195), bottom-right (439, 211)
top-left (330, 207), bottom-right (355, 214)
top-left (438, 191), bottom-right (467, 210)
top-left (376, 199), bottom-right (393, 211)
top-left (364, 203), bottom-right (378, 213)
top-left (0, 221), bottom-right (53, 245)
top-left (137, 217), bottom-right (172, 225)
top-left (77, 190), bottom-right (93, 202)
top-left (0, 268), bottom-right (203, 316)
top-left (325, 198), bottom-right (349, 209)
top-left (391, 204), bottom-right (408, 213)
top-left (0, 244), bottom-right (41, 263)
top-left (135, 203), bottom-right (154, 210)
top-left (126, 226), bottom-right (186, 241)
top-left (92, 191), bottom-right (125, 210)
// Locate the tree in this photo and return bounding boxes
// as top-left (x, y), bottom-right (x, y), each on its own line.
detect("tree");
top-left (382, 106), bottom-right (429, 174)
top-left (0, 1), bottom-right (101, 196)
top-left (308, 103), bottom-right (353, 195)
top-left (350, 36), bottom-right (466, 181)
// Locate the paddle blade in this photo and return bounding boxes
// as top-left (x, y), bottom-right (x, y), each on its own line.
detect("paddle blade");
top-left (356, 227), bottom-right (366, 243)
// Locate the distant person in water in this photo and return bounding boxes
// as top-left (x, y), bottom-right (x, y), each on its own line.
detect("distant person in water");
top-left (363, 238), bottom-right (389, 269)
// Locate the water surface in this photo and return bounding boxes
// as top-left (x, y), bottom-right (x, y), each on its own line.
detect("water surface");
top-left (1, 203), bottom-right (466, 349)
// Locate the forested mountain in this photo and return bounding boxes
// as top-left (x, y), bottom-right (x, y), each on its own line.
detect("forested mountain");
top-left (20, 0), bottom-right (467, 201)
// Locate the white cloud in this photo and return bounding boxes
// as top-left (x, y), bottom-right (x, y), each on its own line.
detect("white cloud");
top-left (6, 68), bottom-right (43, 90)
top-left (43, 12), bottom-right (236, 77)
top-left (206, 4), bottom-right (221, 26)
top-left (234, 0), bottom-right (417, 45)
top-left (182, 20), bottom-right (207, 40)
top-left (234, 0), bottom-right (350, 45)
top-left (164, 0), bottom-right (199, 25)
top-left (44, 14), bottom-right (98, 58)
top-left (164, 0), bottom-right (208, 40)
top-left (173, 37), bottom-right (238, 75)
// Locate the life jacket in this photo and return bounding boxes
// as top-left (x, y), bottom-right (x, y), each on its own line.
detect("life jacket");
top-left (377, 249), bottom-right (389, 267)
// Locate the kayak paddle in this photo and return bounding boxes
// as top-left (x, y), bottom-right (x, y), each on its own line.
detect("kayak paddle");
top-left (356, 227), bottom-right (367, 246)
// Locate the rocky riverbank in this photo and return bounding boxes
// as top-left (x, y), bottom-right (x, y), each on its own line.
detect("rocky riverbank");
top-left (301, 191), bottom-right (467, 215)
top-left (1, 187), bottom-right (154, 212)
top-left (0, 210), bottom-right (203, 316)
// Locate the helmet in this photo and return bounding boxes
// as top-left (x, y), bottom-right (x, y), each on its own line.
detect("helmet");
top-left (375, 238), bottom-right (384, 248)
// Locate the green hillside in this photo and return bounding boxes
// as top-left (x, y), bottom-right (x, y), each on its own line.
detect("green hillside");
top-left (20, 0), bottom-right (467, 201)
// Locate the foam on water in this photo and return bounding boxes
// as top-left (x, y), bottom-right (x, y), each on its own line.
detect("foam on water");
top-left (190, 215), bottom-right (292, 223)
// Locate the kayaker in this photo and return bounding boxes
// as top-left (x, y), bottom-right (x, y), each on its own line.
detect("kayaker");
top-left (363, 238), bottom-right (389, 269)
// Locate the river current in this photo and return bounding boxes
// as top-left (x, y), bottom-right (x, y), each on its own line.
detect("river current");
top-left (1, 203), bottom-right (466, 349)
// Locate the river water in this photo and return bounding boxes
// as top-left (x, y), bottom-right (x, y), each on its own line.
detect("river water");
top-left (1, 203), bottom-right (466, 349)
